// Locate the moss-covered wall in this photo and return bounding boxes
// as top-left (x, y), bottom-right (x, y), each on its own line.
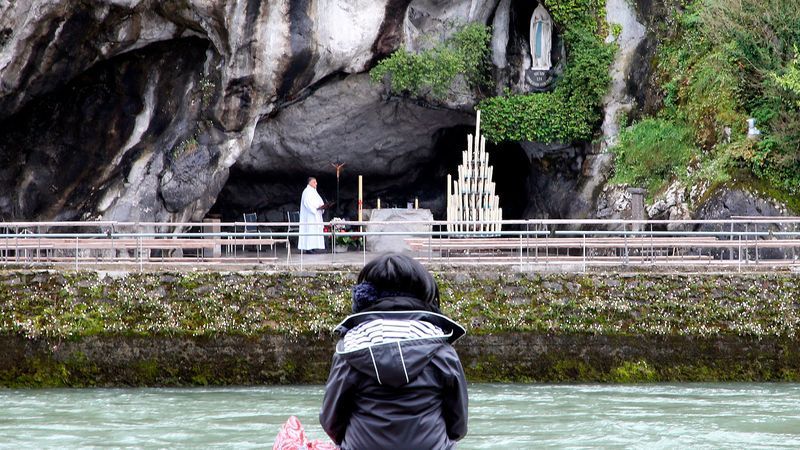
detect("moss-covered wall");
top-left (0, 270), bottom-right (798, 386)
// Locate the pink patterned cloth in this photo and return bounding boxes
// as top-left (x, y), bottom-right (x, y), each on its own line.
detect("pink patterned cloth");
top-left (273, 416), bottom-right (338, 450)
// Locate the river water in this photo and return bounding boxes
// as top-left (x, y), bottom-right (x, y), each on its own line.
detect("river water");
top-left (1, 383), bottom-right (799, 449)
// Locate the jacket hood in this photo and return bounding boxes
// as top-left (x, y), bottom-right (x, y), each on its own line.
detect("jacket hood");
top-left (333, 310), bottom-right (466, 388)
top-left (334, 309), bottom-right (466, 344)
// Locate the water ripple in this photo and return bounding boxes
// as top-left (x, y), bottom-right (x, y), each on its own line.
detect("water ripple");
top-left (1, 383), bottom-right (799, 449)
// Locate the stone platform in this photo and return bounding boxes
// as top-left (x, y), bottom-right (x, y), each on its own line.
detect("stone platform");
top-left (364, 208), bottom-right (433, 253)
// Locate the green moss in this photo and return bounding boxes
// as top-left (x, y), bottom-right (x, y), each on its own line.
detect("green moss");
top-left (727, 169), bottom-right (800, 214)
top-left (0, 270), bottom-right (799, 385)
top-left (0, 352), bottom-right (100, 388)
top-left (547, 358), bottom-right (604, 382)
top-left (610, 360), bottom-right (657, 382)
top-left (134, 359), bottom-right (160, 385)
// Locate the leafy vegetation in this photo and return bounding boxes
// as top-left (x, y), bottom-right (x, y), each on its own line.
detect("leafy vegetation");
top-left (478, 27), bottom-right (614, 143)
top-left (369, 0), bottom-right (613, 144)
top-left (479, 0), bottom-right (614, 144)
top-left (609, 119), bottom-right (697, 195)
top-left (369, 23), bottom-right (491, 100)
top-left (611, 0), bottom-right (800, 205)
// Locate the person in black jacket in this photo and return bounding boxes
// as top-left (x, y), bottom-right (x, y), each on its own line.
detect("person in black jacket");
top-left (320, 253), bottom-right (469, 450)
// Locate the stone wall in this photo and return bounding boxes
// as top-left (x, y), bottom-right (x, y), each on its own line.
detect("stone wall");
top-left (0, 269), bottom-right (798, 386)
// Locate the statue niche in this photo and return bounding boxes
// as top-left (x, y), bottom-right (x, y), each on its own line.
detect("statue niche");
top-left (524, 4), bottom-right (556, 91)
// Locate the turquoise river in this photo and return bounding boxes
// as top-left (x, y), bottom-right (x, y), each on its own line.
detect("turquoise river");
top-left (1, 383), bottom-right (799, 448)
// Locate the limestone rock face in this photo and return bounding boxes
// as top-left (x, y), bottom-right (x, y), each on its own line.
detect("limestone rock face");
top-left (523, 146), bottom-right (613, 220)
top-left (695, 188), bottom-right (787, 221)
top-left (601, 0), bottom-right (646, 149)
top-left (0, 0), bottom-right (707, 225)
top-left (0, 0), bottom-right (416, 222)
top-left (219, 74), bottom-right (473, 221)
top-left (693, 187), bottom-right (793, 259)
top-left (646, 182), bottom-right (692, 230)
top-left (217, 73), bottom-right (472, 221)
top-left (0, 38), bottom-right (212, 222)
top-left (404, 0), bottom-right (498, 53)
top-left (244, 74), bottom-right (471, 178)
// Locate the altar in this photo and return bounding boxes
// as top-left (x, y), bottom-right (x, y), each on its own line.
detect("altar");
top-left (365, 208), bottom-right (433, 252)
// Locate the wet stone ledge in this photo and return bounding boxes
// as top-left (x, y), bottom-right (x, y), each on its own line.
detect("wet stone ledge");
top-left (0, 270), bottom-right (798, 386)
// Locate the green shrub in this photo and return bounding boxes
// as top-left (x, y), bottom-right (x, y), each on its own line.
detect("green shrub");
top-left (369, 23), bottom-right (491, 100)
top-left (752, 115), bottom-right (800, 196)
top-left (701, 0), bottom-right (800, 90)
top-left (369, 0), bottom-right (612, 145)
top-left (772, 47), bottom-right (800, 107)
top-left (610, 118), bottom-right (698, 194)
top-left (682, 51), bottom-right (745, 148)
top-left (545, 0), bottom-right (606, 32)
top-left (652, 0), bottom-right (800, 202)
top-left (478, 27), bottom-right (615, 143)
top-left (700, 0), bottom-right (800, 195)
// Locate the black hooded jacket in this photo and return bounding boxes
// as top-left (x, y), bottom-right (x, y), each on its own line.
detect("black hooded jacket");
top-left (319, 297), bottom-right (468, 450)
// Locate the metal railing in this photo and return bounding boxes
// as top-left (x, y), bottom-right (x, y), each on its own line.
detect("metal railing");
top-left (0, 218), bottom-right (798, 271)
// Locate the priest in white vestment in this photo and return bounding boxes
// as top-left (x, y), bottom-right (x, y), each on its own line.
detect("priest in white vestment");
top-left (299, 177), bottom-right (326, 252)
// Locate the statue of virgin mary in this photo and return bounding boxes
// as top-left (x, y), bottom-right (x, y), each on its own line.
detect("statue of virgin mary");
top-left (529, 4), bottom-right (553, 71)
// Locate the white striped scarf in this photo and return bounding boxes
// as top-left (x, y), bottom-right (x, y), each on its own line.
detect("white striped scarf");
top-left (342, 319), bottom-right (446, 352)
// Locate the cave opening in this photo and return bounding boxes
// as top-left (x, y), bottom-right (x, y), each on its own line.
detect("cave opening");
top-left (486, 140), bottom-right (532, 221)
top-left (511, 1), bottom-right (540, 44)
top-left (430, 125), bottom-right (532, 221)
top-left (207, 124), bottom-right (533, 225)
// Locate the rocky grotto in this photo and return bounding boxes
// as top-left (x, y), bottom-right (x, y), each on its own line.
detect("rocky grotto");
top-left (0, 0), bottom-right (795, 227)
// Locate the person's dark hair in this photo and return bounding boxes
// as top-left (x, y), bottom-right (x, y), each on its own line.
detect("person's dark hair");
top-left (356, 253), bottom-right (440, 309)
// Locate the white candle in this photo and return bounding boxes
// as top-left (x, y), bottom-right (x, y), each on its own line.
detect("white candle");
top-left (358, 175), bottom-right (363, 222)
top-left (446, 174), bottom-right (452, 226)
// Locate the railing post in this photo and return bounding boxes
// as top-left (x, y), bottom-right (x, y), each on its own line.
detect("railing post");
top-left (582, 232), bottom-right (586, 272)
top-left (744, 223), bottom-right (749, 263)
top-left (331, 226), bottom-right (336, 265)
top-left (738, 223), bottom-right (743, 271)
top-left (730, 222), bottom-right (734, 261)
top-left (138, 232), bottom-right (143, 272)
top-left (428, 224), bottom-right (432, 264)
top-left (544, 224), bottom-right (549, 267)
top-left (755, 222), bottom-right (760, 265)
top-left (14, 225), bottom-right (18, 263)
top-left (624, 223), bottom-right (629, 266)
top-left (361, 223), bottom-right (365, 266)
